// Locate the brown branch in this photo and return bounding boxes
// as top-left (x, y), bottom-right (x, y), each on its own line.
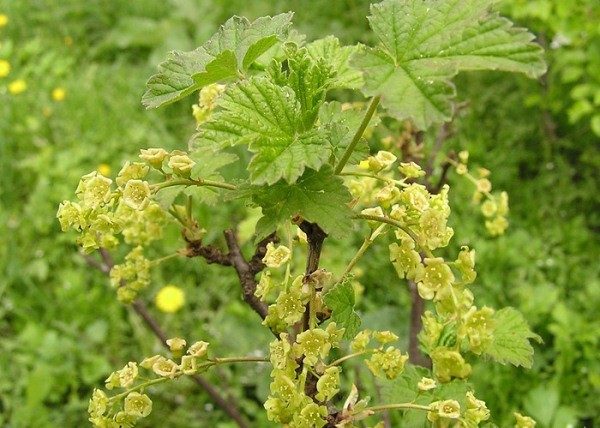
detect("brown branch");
top-left (83, 251), bottom-right (250, 428)
top-left (408, 280), bottom-right (431, 368)
top-left (297, 220), bottom-right (328, 403)
top-left (184, 238), bottom-right (232, 266)
top-left (223, 229), bottom-right (269, 320)
top-left (431, 154), bottom-right (455, 194)
top-left (298, 220), bottom-right (327, 276)
top-left (249, 233), bottom-right (278, 274)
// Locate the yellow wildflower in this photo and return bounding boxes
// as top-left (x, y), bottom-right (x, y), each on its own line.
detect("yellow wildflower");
top-left (97, 163), bottom-right (112, 177)
top-left (155, 285), bottom-right (185, 313)
top-left (8, 79), bottom-right (26, 95)
top-left (0, 14), bottom-right (8, 27)
top-left (0, 59), bottom-right (10, 78)
top-left (52, 87), bottom-right (66, 102)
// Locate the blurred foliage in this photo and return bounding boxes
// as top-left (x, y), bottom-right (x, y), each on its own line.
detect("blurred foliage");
top-left (0, 0), bottom-right (597, 427)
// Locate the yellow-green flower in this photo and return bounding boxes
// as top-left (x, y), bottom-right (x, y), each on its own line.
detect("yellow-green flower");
top-left (155, 285), bottom-right (185, 313)
top-left (514, 412), bottom-right (536, 428)
top-left (8, 79), bottom-right (27, 95)
top-left (0, 60), bottom-right (10, 78)
top-left (417, 377), bottom-right (437, 391)
top-left (52, 87), bottom-right (66, 102)
top-left (187, 340), bottom-right (209, 358)
top-left (122, 179), bottom-right (151, 210)
top-left (262, 242), bottom-right (291, 268)
top-left (124, 392), bottom-right (152, 417)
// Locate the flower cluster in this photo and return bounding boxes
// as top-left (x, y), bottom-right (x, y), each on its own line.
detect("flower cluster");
top-left (57, 146), bottom-right (207, 303)
top-left (265, 325), bottom-right (343, 427)
top-left (88, 338), bottom-right (210, 427)
top-left (192, 83), bottom-right (226, 125)
top-left (345, 153), bottom-right (502, 386)
top-left (452, 151), bottom-right (510, 236)
top-left (109, 246), bottom-right (150, 303)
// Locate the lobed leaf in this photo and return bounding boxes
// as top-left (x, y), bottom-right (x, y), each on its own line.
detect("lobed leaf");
top-left (354, 0), bottom-right (547, 128)
top-left (196, 76), bottom-right (331, 185)
top-left (305, 36), bottom-right (363, 90)
top-left (484, 307), bottom-right (542, 368)
top-left (250, 166), bottom-right (353, 241)
top-left (142, 13), bottom-right (293, 109)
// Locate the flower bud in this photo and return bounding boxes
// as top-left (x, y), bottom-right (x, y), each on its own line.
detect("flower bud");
top-left (398, 161), bottom-right (425, 178)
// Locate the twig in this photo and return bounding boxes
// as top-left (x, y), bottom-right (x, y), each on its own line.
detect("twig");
top-left (407, 280), bottom-right (431, 368)
top-left (223, 229), bottom-right (269, 320)
top-left (185, 239), bottom-right (232, 266)
top-left (431, 156), bottom-right (454, 194)
top-left (84, 251), bottom-right (250, 428)
top-left (298, 220), bottom-right (327, 276)
top-left (249, 233), bottom-right (278, 274)
top-left (297, 220), bottom-right (328, 400)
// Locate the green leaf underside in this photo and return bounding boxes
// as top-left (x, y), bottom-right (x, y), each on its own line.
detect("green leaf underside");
top-left (381, 366), bottom-right (470, 426)
top-left (196, 76), bottom-right (331, 185)
top-left (305, 36), bottom-right (363, 90)
top-left (250, 167), bottom-right (353, 241)
top-left (319, 101), bottom-right (376, 165)
top-left (154, 146), bottom-right (237, 207)
top-left (354, 0), bottom-right (547, 129)
top-left (323, 280), bottom-right (361, 339)
top-left (484, 307), bottom-right (541, 368)
top-left (142, 13), bottom-right (293, 108)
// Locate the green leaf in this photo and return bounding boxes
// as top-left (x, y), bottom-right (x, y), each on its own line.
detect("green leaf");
top-left (524, 385), bottom-right (559, 427)
top-left (196, 76), bottom-right (331, 185)
top-left (271, 44), bottom-right (332, 128)
top-left (185, 146), bottom-right (238, 205)
top-left (354, 0), bottom-right (547, 129)
top-left (154, 146), bottom-right (237, 207)
top-left (250, 166), bottom-right (353, 240)
top-left (484, 307), bottom-right (541, 368)
top-left (323, 279), bottom-right (361, 339)
top-left (319, 101), bottom-right (376, 165)
top-left (142, 13), bottom-right (293, 108)
top-left (306, 36), bottom-right (363, 90)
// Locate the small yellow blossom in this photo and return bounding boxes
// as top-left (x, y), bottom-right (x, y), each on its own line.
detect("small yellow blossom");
top-left (97, 163), bottom-right (111, 176)
top-left (8, 79), bottom-right (27, 95)
top-left (0, 14), bottom-right (8, 27)
top-left (417, 377), bottom-right (437, 391)
top-left (262, 242), bottom-right (291, 268)
top-left (52, 87), bottom-right (66, 102)
top-left (187, 341), bottom-right (209, 358)
top-left (0, 59), bottom-right (10, 78)
top-left (155, 285), bottom-right (185, 313)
